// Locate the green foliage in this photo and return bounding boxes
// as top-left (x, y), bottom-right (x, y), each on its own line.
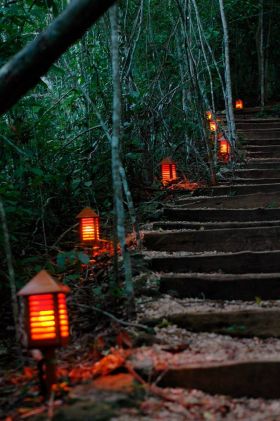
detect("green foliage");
top-left (56, 251), bottom-right (90, 271)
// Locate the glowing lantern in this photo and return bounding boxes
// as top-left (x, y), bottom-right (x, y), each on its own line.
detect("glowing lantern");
top-left (76, 207), bottom-right (100, 243)
top-left (206, 111), bottom-right (212, 120)
top-left (161, 158), bottom-right (177, 185)
top-left (18, 270), bottom-right (70, 349)
top-left (218, 136), bottom-right (231, 163)
top-left (18, 270), bottom-right (70, 397)
top-left (235, 99), bottom-right (244, 109)
top-left (209, 120), bottom-right (217, 132)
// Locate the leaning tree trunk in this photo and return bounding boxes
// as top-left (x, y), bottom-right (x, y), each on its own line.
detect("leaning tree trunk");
top-left (218, 0), bottom-right (237, 148)
top-left (110, 4), bottom-right (134, 313)
top-left (0, 0), bottom-right (116, 115)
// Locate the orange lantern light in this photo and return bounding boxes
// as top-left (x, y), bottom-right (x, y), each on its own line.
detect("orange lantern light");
top-left (218, 137), bottom-right (231, 163)
top-left (235, 99), bottom-right (244, 109)
top-left (76, 207), bottom-right (100, 243)
top-left (206, 111), bottom-right (212, 121)
top-left (209, 120), bottom-right (217, 132)
top-left (18, 270), bottom-right (70, 349)
top-left (161, 157), bottom-right (177, 185)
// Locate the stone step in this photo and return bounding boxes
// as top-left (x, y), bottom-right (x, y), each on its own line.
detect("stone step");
top-left (228, 177), bottom-right (280, 184)
top-left (217, 107), bottom-right (275, 118)
top-left (148, 250), bottom-right (280, 273)
top-left (159, 272), bottom-right (280, 300)
top-left (217, 182), bottom-right (280, 195)
top-left (237, 121), bottom-right (280, 130)
top-left (153, 220), bottom-right (280, 230)
top-left (246, 151), bottom-right (280, 159)
top-left (174, 191), bottom-right (280, 208)
top-left (142, 306), bottom-right (280, 338)
top-left (239, 129), bottom-right (280, 139)
top-left (242, 138), bottom-right (280, 146)
top-left (149, 360), bottom-right (280, 398)
top-left (245, 145), bottom-right (280, 153)
top-left (163, 207), bottom-right (280, 222)
top-left (228, 169), bottom-right (280, 178)
top-left (193, 182), bottom-right (280, 197)
top-left (246, 159), bottom-right (280, 169)
top-left (235, 118), bottom-right (280, 123)
top-left (143, 225), bottom-right (280, 253)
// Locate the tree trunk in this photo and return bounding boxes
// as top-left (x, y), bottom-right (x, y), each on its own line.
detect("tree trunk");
top-left (258, 0), bottom-right (265, 109)
top-left (0, 199), bottom-right (19, 344)
top-left (110, 4), bottom-right (134, 312)
top-left (218, 0), bottom-right (237, 148)
top-left (0, 0), bottom-right (116, 115)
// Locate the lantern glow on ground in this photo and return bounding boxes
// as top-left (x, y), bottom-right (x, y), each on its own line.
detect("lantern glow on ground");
top-left (161, 158), bottom-right (177, 185)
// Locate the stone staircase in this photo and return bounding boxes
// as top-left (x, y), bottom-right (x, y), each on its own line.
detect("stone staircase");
top-left (135, 108), bottom-right (280, 398)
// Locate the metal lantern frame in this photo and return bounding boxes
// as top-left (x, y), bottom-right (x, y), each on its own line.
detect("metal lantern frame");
top-left (18, 270), bottom-right (70, 349)
top-left (76, 207), bottom-right (100, 243)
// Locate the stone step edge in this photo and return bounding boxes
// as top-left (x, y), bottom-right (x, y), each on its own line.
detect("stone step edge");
top-left (153, 220), bottom-right (280, 228)
top-left (133, 359), bottom-right (280, 398)
top-left (143, 249), bottom-right (280, 258)
top-left (140, 308), bottom-right (280, 338)
top-left (143, 224), bottom-right (280, 236)
top-left (158, 272), bottom-right (280, 281)
top-left (159, 272), bottom-right (280, 300)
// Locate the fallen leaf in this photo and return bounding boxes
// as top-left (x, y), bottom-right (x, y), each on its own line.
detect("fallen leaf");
top-left (92, 373), bottom-right (134, 392)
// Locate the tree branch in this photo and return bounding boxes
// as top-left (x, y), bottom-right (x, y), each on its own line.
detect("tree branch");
top-left (0, 0), bottom-right (116, 115)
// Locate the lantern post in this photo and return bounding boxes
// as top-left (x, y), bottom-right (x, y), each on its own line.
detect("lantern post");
top-left (17, 270), bottom-right (70, 398)
top-left (161, 157), bottom-right (177, 186)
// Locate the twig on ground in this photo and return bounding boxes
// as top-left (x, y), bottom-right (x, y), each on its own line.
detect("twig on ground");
top-left (72, 302), bottom-right (151, 332)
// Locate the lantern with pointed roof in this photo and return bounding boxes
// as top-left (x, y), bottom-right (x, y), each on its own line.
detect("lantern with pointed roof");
top-left (209, 120), bottom-right (217, 132)
top-left (235, 99), bottom-right (244, 110)
top-left (218, 135), bottom-right (231, 163)
top-left (18, 270), bottom-right (70, 349)
top-left (76, 207), bottom-right (100, 243)
top-left (161, 157), bottom-right (177, 185)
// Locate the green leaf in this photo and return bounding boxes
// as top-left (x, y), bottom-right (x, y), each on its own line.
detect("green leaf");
top-left (77, 252), bottom-right (90, 265)
top-left (57, 253), bottom-right (66, 269)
